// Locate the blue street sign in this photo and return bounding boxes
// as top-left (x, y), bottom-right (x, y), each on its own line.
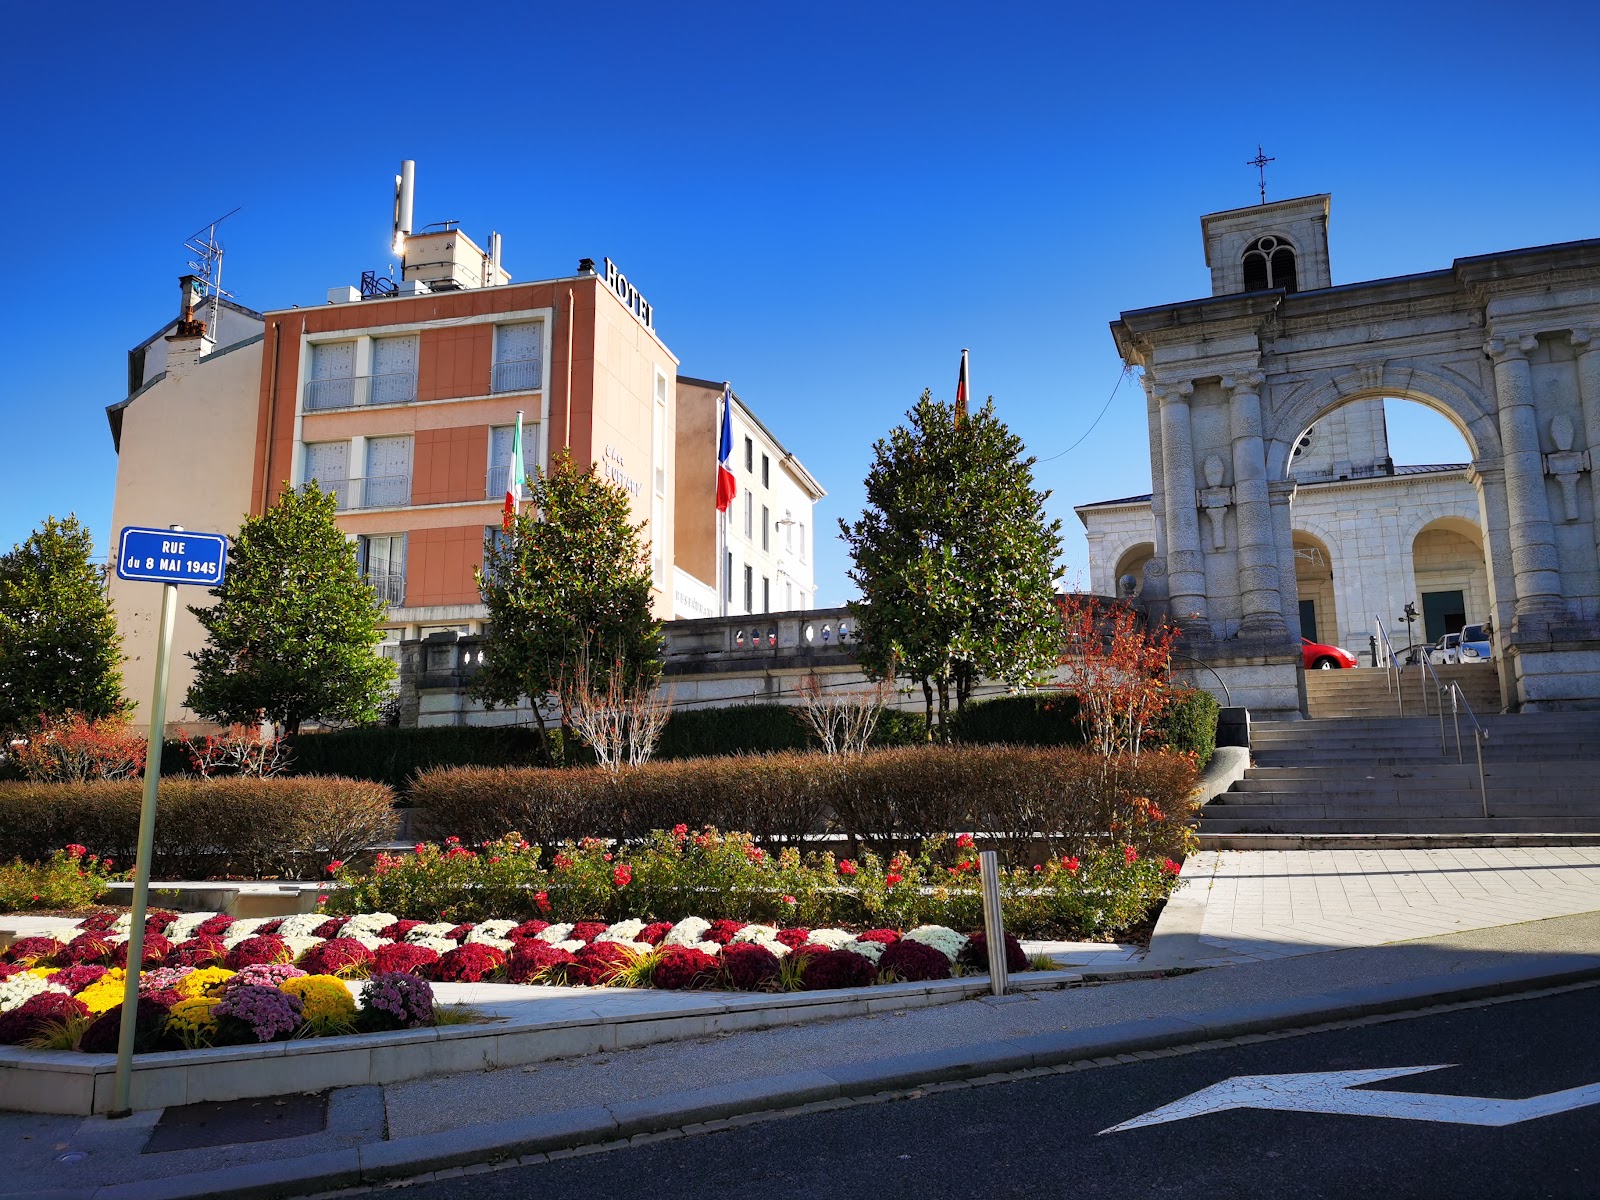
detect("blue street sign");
top-left (115, 526), bottom-right (229, 586)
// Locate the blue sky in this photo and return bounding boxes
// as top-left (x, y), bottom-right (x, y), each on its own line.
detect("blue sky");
top-left (2, 2), bottom-right (1596, 606)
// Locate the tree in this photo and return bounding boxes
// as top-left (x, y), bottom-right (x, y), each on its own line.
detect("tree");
top-left (475, 452), bottom-right (662, 764)
top-left (841, 392), bottom-right (1064, 737)
top-left (0, 514), bottom-right (128, 737)
top-left (186, 485), bottom-right (395, 734)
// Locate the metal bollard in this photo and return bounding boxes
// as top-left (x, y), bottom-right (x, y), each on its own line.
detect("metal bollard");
top-left (979, 850), bottom-right (1007, 997)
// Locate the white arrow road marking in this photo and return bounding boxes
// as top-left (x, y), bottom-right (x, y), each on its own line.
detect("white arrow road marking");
top-left (1100, 1064), bottom-right (1600, 1134)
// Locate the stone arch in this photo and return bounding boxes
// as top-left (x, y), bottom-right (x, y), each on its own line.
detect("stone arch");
top-left (1290, 526), bottom-right (1339, 646)
top-left (1410, 514), bottom-right (1491, 643)
top-left (1112, 540), bottom-right (1156, 597)
top-left (1264, 361), bottom-right (1499, 481)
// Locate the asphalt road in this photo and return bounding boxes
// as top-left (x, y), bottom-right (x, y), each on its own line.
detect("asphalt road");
top-left (401, 985), bottom-right (1600, 1200)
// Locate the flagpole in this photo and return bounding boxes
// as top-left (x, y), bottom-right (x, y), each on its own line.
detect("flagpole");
top-left (718, 384), bottom-right (729, 618)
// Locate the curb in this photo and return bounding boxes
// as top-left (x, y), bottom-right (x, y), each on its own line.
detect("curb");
top-left (56, 951), bottom-right (1600, 1200)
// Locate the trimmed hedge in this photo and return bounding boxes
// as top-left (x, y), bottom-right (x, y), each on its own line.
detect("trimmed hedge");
top-left (412, 744), bottom-right (1199, 860)
top-left (0, 777), bottom-right (397, 879)
top-left (285, 726), bottom-right (552, 790)
top-left (654, 703), bottom-right (925, 760)
top-left (949, 693), bottom-right (1083, 746)
top-left (1160, 689), bottom-right (1219, 767)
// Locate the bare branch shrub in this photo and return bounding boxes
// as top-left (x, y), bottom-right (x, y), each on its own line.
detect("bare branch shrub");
top-left (565, 653), bottom-right (672, 772)
top-left (180, 724), bottom-right (295, 778)
top-left (793, 671), bottom-right (894, 755)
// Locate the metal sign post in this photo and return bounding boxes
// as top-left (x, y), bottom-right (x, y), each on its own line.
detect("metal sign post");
top-left (978, 850), bottom-right (1008, 997)
top-left (108, 525), bottom-right (227, 1118)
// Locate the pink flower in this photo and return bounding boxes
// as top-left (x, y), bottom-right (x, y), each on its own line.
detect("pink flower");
top-left (446, 836), bottom-right (461, 845)
top-left (1033, 863), bottom-right (1043, 872)
top-left (743, 846), bottom-right (765, 863)
top-left (553, 853), bottom-right (574, 870)
top-left (1124, 846), bottom-right (1139, 864)
top-left (885, 873), bottom-right (903, 888)
top-left (782, 895), bottom-right (797, 905)
top-left (838, 860), bottom-right (858, 876)
top-left (316, 894), bottom-right (329, 905)
top-left (64, 844), bottom-right (87, 858)
top-left (325, 860), bottom-right (344, 874)
top-left (414, 843), bottom-right (426, 855)
top-left (613, 864), bottom-right (633, 888)
top-left (672, 823), bottom-right (688, 839)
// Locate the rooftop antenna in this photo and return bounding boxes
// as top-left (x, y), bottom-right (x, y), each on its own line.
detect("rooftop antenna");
top-left (1246, 145), bottom-right (1275, 205)
top-left (183, 207), bottom-right (241, 334)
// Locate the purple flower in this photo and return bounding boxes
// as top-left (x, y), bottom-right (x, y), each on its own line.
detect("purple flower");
top-left (229, 963), bottom-right (306, 990)
top-left (214, 984), bottom-right (303, 1042)
top-left (359, 972), bottom-right (434, 1030)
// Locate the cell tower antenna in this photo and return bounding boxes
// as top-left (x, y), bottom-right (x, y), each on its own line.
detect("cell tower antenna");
top-left (183, 207), bottom-right (241, 334)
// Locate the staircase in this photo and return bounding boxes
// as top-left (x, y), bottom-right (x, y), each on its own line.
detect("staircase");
top-left (1200, 710), bottom-right (1600, 848)
top-left (1304, 662), bottom-right (1502, 719)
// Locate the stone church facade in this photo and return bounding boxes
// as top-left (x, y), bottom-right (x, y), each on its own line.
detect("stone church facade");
top-left (1076, 194), bottom-right (1600, 714)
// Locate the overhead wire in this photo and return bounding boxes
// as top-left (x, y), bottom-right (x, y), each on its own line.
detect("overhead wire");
top-left (1033, 365), bottom-right (1135, 463)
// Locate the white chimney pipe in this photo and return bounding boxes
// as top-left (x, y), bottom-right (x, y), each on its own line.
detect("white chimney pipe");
top-left (489, 231), bottom-right (502, 283)
top-left (393, 160), bottom-right (415, 255)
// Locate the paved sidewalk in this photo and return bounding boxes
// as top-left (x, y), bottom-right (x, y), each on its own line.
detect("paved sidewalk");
top-left (1170, 847), bottom-right (1600, 964)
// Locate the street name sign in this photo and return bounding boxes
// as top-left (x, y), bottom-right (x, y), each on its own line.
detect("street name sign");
top-left (115, 526), bottom-right (228, 586)
top-left (1100, 1064), bottom-right (1600, 1133)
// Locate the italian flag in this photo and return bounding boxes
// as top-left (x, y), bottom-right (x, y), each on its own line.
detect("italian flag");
top-left (502, 410), bottom-right (524, 532)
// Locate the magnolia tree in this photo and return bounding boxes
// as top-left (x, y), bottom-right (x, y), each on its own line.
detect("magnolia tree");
top-left (476, 453), bottom-right (663, 766)
top-left (841, 392), bottom-right (1064, 738)
top-left (1058, 595), bottom-right (1181, 763)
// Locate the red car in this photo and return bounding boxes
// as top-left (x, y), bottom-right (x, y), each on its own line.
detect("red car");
top-left (1302, 637), bottom-right (1358, 669)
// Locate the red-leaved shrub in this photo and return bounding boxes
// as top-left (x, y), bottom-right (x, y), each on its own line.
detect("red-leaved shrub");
top-left (721, 943), bottom-right (780, 990)
top-left (879, 939), bottom-right (951, 982)
top-left (429, 943), bottom-right (505, 983)
top-left (651, 946), bottom-right (719, 990)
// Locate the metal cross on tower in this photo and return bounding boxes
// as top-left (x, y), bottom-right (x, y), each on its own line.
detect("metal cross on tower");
top-left (1247, 145), bottom-right (1275, 205)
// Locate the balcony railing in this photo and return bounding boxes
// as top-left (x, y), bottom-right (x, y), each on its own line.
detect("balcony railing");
top-left (490, 358), bottom-right (541, 394)
top-left (305, 371), bottom-right (418, 412)
top-left (486, 463), bottom-right (526, 501)
top-left (321, 475), bottom-right (412, 511)
top-left (364, 570), bottom-right (405, 606)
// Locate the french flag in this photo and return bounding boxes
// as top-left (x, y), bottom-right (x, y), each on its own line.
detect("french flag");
top-left (715, 383), bottom-right (737, 513)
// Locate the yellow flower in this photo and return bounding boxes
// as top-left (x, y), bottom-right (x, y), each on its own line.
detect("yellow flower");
top-left (166, 996), bottom-right (219, 1047)
top-left (280, 975), bottom-right (357, 1024)
top-left (75, 980), bottom-right (127, 1014)
top-left (175, 967), bottom-right (235, 998)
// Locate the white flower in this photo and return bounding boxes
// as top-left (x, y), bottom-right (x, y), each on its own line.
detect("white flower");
top-left (405, 923), bottom-right (457, 944)
top-left (552, 939), bottom-right (587, 953)
top-left (729, 924), bottom-right (777, 944)
top-left (682, 941), bottom-right (723, 957)
top-left (839, 938), bottom-right (885, 963)
top-left (283, 935), bottom-right (325, 960)
top-left (104, 933), bottom-right (129, 947)
top-left (227, 918), bottom-right (271, 942)
top-left (410, 936), bottom-right (457, 955)
top-left (346, 932), bottom-right (390, 952)
top-left (535, 923), bottom-right (575, 945)
top-left (341, 912), bottom-right (397, 938)
top-left (752, 937), bottom-right (790, 959)
top-left (168, 912), bottom-right (222, 942)
top-left (112, 913), bottom-right (133, 933)
top-left (602, 919), bottom-right (646, 942)
top-left (806, 928), bottom-right (854, 950)
top-left (0, 974), bottom-right (70, 1013)
top-left (473, 919), bottom-right (518, 939)
top-left (903, 925), bottom-right (968, 962)
top-left (275, 914), bottom-right (329, 940)
top-left (663, 917), bottom-right (711, 947)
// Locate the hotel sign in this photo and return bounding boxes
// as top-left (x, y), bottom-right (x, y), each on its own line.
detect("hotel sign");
top-left (603, 257), bottom-right (654, 330)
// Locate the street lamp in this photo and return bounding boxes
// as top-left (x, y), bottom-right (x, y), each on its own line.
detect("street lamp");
top-left (1398, 601), bottom-right (1420, 665)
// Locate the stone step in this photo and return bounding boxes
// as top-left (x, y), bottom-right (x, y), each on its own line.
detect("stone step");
top-left (1233, 771), bottom-right (1599, 790)
top-left (1198, 816), bottom-right (1600, 834)
top-left (1207, 798), bottom-right (1600, 818)
top-left (1197, 832), bottom-right (1600, 850)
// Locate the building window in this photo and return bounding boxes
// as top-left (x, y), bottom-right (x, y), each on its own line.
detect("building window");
top-left (743, 564), bottom-right (753, 612)
top-left (360, 435), bottom-right (412, 509)
top-left (488, 425), bottom-right (520, 500)
top-left (305, 341), bottom-right (356, 411)
top-left (359, 534), bottom-right (406, 606)
top-left (784, 512), bottom-right (794, 553)
top-left (799, 522), bottom-right (807, 563)
top-left (744, 491), bottom-right (753, 539)
top-left (652, 369), bottom-right (668, 588)
top-left (303, 440), bottom-right (350, 509)
top-left (492, 320), bottom-right (544, 393)
top-left (1241, 235), bottom-right (1298, 294)
top-left (744, 436), bottom-right (754, 473)
top-left (785, 581), bottom-right (793, 610)
top-left (761, 454), bottom-right (770, 488)
top-left (762, 506), bottom-right (770, 551)
top-left (762, 576), bottom-right (770, 613)
top-left (370, 334), bottom-right (419, 405)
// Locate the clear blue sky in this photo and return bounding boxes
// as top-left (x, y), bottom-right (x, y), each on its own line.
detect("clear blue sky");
top-left (2, 2), bottom-right (1596, 606)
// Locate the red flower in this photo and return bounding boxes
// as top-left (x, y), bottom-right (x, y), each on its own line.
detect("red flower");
top-left (299, 938), bottom-right (375, 977)
top-left (64, 844), bottom-right (88, 858)
top-left (879, 939), bottom-right (951, 983)
top-left (955, 833), bottom-right (975, 850)
top-left (672, 823), bottom-right (688, 839)
top-left (553, 853), bottom-right (574, 870)
top-left (1032, 864), bottom-right (1043, 872)
top-left (534, 891), bottom-right (551, 913)
top-left (837, 860), bottom-right (858, 876)
top-left (414, 843), bottom-right (426, 855)
top-left (742, 846), bottom-right (765, 863)
top-left (313, 918), bottom-right (345, 939)
top-left (570, 921), bottom-right (609, 943)
top-left (373, 943), bottom-right (439, 976)
top-left (507, 941), bottom-right (576, 985)
top-left (1061, 856), bottom-right (1080, 873)
top-left (1163, 858), bottom-right (1182, 876)
top-left (428, 943), bottom-right (505, 983)
top-left (567, 942), bottom-right (638, 987)
top-left (603, 853), bottom-right (613, 862)
top-left (721, 943), bottom-right (781, 990)
top-left (638, 921), bottom-right (674, 946)
top-left (317, 894), bottom-right (329, 905)
top-left (446, 836), bottom-right (461, 845)
top-left (165, 936), bottom-right (227, 969)
top-left (782, 895), bottom-right (797, 905)
top-left (797, 947), bottom-right (877, 990)
top-left (325, 860), bottom-right (344, 875)
top-left (613, 864), bottom-right (633, 889)
top-left (652, 946), bottom-right (719, 991)
top-left (854, 929), bottom-right (900, 946)
top-left (379, 920), bottom-right (425, 940)
top-left (112, 933), bottom-right (171, 968)
top-left (704, 919), bottom-right (744, 945)
top-left (885, 874), bottom-right (903, 888)
top-left (224, 935), bottom-right (293, 971)
top-left (775, 928), bottom-right (810, 949)
top-left (507, 920), bottom-right (550, 943)
top-left (1124, 846), bottom-right (1139, 864)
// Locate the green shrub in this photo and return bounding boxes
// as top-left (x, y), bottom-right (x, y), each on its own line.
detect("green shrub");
top-left (653, 705), bottom-right (813, 760)
top-left (0, 777), bottom-right (397, 879)
top-left (1152, 689), bottom-right (1219, 767)
top-left (948, 693), bottom-right (1084, 746)
top-left (285, 726), bottom-right (553, 791)
top-left (0, 846), bottom-right (117, 912)
top-left (412, 744), bottom-right (1198, 862)
top-left (330, 827), bottom-right (1184, 939)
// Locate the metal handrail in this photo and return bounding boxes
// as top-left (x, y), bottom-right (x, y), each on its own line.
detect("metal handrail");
top-left (1447, 680), bottom-right (1490, 819)
top-left (1373, 617), bottom-right (1402, 715)
top-left (305, 371), bottom-right (418, 411)
top-left (1378, 614), bottom-right (1489, 818)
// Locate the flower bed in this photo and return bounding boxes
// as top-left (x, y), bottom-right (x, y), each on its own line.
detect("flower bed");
top-left (1, 906), bottom-right (1038, 1051)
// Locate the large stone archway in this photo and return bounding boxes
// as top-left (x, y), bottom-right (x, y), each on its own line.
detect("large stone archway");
top-left (1111, 194), bottom-right (1600, 711)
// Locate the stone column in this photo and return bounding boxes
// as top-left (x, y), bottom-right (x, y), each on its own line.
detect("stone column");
top-left (1268, 479), bottom-right (1299, 638)
top-left (1573, 328), bottom-right (1600, 571)
top-left (1225, 371), bottom-right (1286, 635)
top-left (1487, 334), bottom-right (1564, 622)
top-left (1156, 380), bottom-right (1208, 626)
